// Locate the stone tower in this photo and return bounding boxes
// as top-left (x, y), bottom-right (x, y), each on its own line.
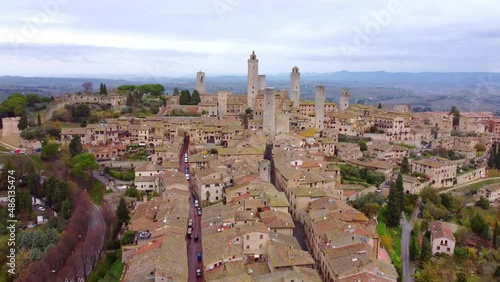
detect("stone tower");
top-left (217, 91), bottom-right (228, 118)
top-left (258, 75), bottom-right (266, 91)
top-left (263, 87), bottom-right (276, 139)
top-left (340, 88), bottom-right (350, 111)
top-left (259, 159), bottom-right (271, 182)
top-left (315, 86), bottom-right (325, 129)
top-left (1, 117), bottom-right (20, 137)
top-left (276, 113), bottom-right (289, 135)
top-left (247, 51), bottom-right (259, 110)
top-left (290, 66), bottom-right (300, 108)
top-left (196, 71), bottom-right (206, 94)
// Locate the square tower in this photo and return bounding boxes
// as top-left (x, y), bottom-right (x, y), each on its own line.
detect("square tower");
top-left (196, 71), bottom-right (206, 94)
top-left (315, 85), bottom-right (325, 129)
top-left (259, 75), bottom-right (266, 91)
top-left (263, 87), bottom-right (276, 139)
top-left (247, 51), bottom-right (259, 110)
top-left (290, 66), bottom-right (300, 108)
top-left (340, 88), bottom-right (350, 111)
top-left (217, 91), bottom-right (229, 118)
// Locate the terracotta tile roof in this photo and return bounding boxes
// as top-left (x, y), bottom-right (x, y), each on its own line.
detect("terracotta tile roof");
top-left (429, 221), bottom-right (455, 242)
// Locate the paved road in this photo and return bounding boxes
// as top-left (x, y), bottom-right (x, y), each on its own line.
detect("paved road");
top-left (180, 140), bottom-right (204, 282)
top-left (439, 176), bottom-right (500, 194)
top-left (400, 214), bottom-right (414, 282)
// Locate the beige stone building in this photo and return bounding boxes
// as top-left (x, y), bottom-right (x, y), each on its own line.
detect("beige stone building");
top-left (410, 158), bottom-right (457, 188)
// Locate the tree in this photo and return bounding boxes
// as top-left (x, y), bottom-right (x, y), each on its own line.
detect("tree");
top-left (493, 221), bottom-right (499, 249)
top-left (69, 153), bottom-right (99, 180)
top-left (358, 140), bottom-right (367, 151)
top-left (378, 103), bottom-right (382, 109)
top-left (99, 83), bottom-right (108, 95)
top-left (116, 197), bottom-right (130, 227)
top-left (40, 143), bottom-right (60, 161)
top-left (27, 165), bottom-right (41, 196)
top-left (419, 236), bottom-right (432, 268)
top-left (173, 87), bottom-right (180, 96)
top-left (449, 105), bottom-right (460, 127)
top-left (410, 233), bottom-right (420, 261)
top-left (82, 82), bottom-right (93, 93)
top-left (0, 160), bottom-right (15, 191)
top-left (489, 143), bottom-right (497, 168)
top-left (69, 136), bottom-right (84, 157)
top-left (456, 272), bottom-right (467, 282)
top-left (400, 156), bottom-right (409, 174)
top-left (470, 213), bottom-right (489, 239)
top-left (37, 113), bottom-right (42, 127)
top-left (476, 196), bottom-right (490, 209)
top-left (179, 90), bottom-right (191, 105)
top-left (121, 230), bottom-right (136, 245)
top-left (191, 90), bottom-right (201, 105)
top-left (385, 181), bottom-right (402, 228)
top-left (18, 111), bottom-right (28, 130)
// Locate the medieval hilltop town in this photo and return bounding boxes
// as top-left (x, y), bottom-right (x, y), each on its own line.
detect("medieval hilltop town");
top-left (1, 51), bottom-right (500, 282)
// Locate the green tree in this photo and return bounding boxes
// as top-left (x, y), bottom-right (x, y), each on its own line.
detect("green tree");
top-left (18, 111), bottom-right (28, 130)
top-left (419, 236), bottom-right (432, 268)
top-left (69, 135), bottom-right (84, 157)
top-left (26, 165), bottom-right (41, 196)
top-left (385, 181), bottom-right (402, 228)
top-left (245, 108), bottom-right (252, 116)
top-left (449, 105), bottom-right (460, 127)
top-left (358, 140), bottom-right (367, 151)
top-left (378, 103), bottom-right (382, 109)
top-left (37, 113), bottom-right (42, 126)
top-left (60, 198), bottom-right (72, 219)
top-left (470, 213), bottom-right (489, 239)
top-left (179, 90), bottom-right (191, 105)
top-left (410, 233), bottom-right (420, 261)
top-left (488, 143), bottom-right (497, 168)
top-left (116, 197), bottom-right (130, 227)
top-left (69, 153), bottom-right (99, 180)
top-left (121, 230), bottom-right (136, 245)
top-left (476, 196), bottom-right (490, 209)
top-left (493, 221), bottom-right (499, 249)
top-left (172, 87), bottom-right (180, 96)
top-left (191, 90), bottom-right (201, 105)
top-left (0, 160), bottom-right (15, 191)
top-left (40, 143), bottom-right (60, 161)
top-left (456, 272), bottom-right (467, 282)
top-left (400, 156), bottom-right (410, 174)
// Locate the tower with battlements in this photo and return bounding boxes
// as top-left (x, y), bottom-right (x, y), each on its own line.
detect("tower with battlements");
top-left (315, 86), bottom-right (325, 129)
top-left (196, 71), bottom-right (206, 94)
top-left (263, 87), bottom-right (276, 139)
top-left (259, 75), bottom-right (266, 91)
top-left (259, 159), bottom-right (271, 182)
top-left (290, 66), bottom-right (300, 108)
top-left (217, 91), bottom-right (228, 118)
top-left (247, 51), bottom-right (259, 110)
top-left (340, 88), bottom-right (350, 111)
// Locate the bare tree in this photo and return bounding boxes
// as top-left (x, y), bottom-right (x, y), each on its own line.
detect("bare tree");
top-left (82, 81), bottom-right (93, 93)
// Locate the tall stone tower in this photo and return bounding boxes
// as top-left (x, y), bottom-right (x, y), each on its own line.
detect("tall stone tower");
top-left (196, 71), bottom-right (206, 94)
top-left (247, 51), bottom-right (259, 110)
top-left (258, 75), bottom-right (266, 91)
top-left (340, 88), bottom-right (350, 111)
top-left (258, 159), bottom-right (271, 182)
top-left (290, 66), bottom-right (300, 108)
top-left (315, 85), bottom-right (325, 129)
top-left (263, 87), bottom-right (276, 139)
top-left (217, 91), bottom-right (228, 118)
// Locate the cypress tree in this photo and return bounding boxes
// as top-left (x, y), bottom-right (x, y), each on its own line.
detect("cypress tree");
top-left (18, 111), bottom-right (28, 130)
top-left (385, 181), bottom-right (401, 228)
top-left (489, 143), bottom-right (496, 168)
top-left (419, 236), bottom-right (432, 268)
top-left (493, 221), bottom-right (498, 250)
top-left (37, 112), bottom-right (42, 127)
top-left (116, 197), bottom-right (130, 227)
top-left (400, 156), bottom-right (410, 174)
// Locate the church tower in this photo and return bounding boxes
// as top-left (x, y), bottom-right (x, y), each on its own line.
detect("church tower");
top-left (247, 51), bottom-right (259, 110)
top-left (290, 66), bottom-right (300, 108)
top-left (196, 71), bottom-right (206, 94)
top-left (340, 88), bottom-right (350, 111)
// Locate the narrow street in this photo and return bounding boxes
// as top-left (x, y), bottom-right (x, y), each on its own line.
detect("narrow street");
top-left (180, 137), bottom-right (204, 282)
top-left (400, 214), bottom-right (414, 282)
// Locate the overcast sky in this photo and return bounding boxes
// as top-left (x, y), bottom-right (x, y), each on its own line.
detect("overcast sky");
top-left (1, 0), bottom-right (499, 78)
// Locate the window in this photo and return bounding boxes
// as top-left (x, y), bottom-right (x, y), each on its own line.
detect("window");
top-left (447, 248), bottom-right (450, 252)
top-left (437, 246), bottom-right (440, 250)
top-left (246, 245), bottom-right (249, 250)
top-left (260, 234), bottom-right (263, 239)
top-left (259, 244), bottom-right (263, 249)
top-left (246, 235), bottom-right (249, 240)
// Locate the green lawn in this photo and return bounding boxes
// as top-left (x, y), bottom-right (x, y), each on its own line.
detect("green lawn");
top-left (89, 180), bottom-right (104, 205)
top-left (109, 258), bottom-right (124, 280)
top-left (378, 210), bottom-right (402, 276)
top-left (461, 178), bottom-right (500, 192)
top-left (0, 146), bottom-right (9, 152)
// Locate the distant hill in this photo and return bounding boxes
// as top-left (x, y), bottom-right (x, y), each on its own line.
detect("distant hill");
top-left (1, 72), bottom-right (499, 112)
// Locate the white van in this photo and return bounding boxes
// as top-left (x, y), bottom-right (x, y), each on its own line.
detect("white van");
top-left (184, 153), bottom-right (188, 163)
top-left (186, 173), bottom-right (190, 180)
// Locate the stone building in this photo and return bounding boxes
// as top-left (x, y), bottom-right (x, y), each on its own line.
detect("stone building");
top-left (247, 51), bottom-right (259, 110)
top-left (263, 87), bottom-right (276, 139)
top-left (339, 88), bottom-right (350, 111)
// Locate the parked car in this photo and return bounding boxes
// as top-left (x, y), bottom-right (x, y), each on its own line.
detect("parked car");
top-left (37, 207), bottom-right (46, 211)
top-left (194, 235), bottom-right (199, 241)
top-left (184, 153), bottom-right (189, 163)
top-left (185, 173), bottom-right (190, 180)
top-left (196, 269), bottom-right (202, 277)
top-left (197, 208), bottom-right (202, 216)
top-left (197, 253), bottom-right (202, 261)
top-left (99, 171), bottom-right (105, 176)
